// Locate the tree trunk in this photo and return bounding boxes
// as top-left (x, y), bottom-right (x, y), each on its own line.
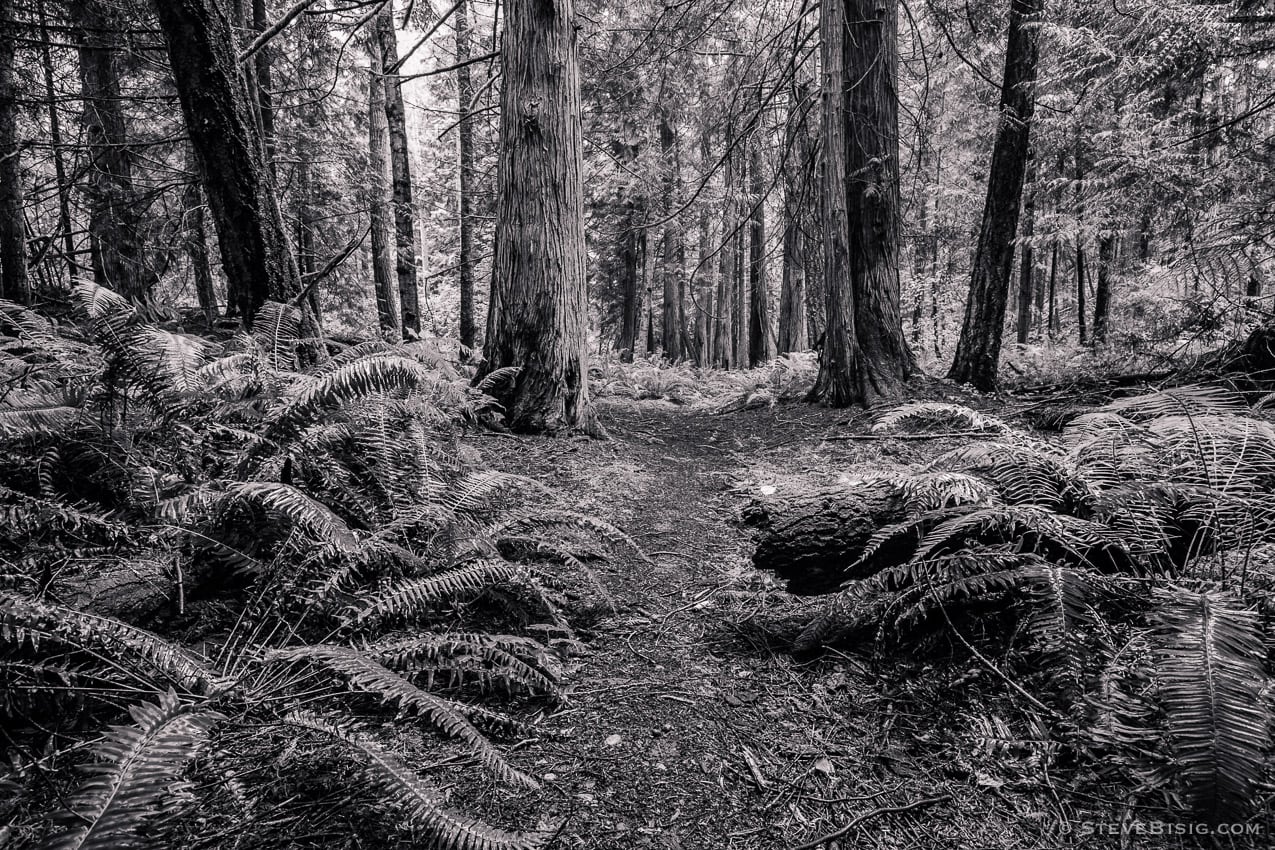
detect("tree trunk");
top-left (456, 0), bottom-right (477, 349)
top-left (376, 3), bottom-right (422, 337)
top-left (250, 0), bottom-right (277, 173)
top-left (658, 108), bottom-right (683, 361)
top-left (0, 0), bottom-right (26, 303)
top-left (70, 2), bottom-right (156, 302)
top-left (368, 42), bottom-right (402, 340)
top-left (152, 0), bottom-right (303, 325)
top-left (748, 133), bottom-right (769, 365)
top-left (1015, 160), bottom-right (1037, 345)
top-left (713, 136), bottom-right (735, 369)
top-left (1093, 231), bottom-right (1115, 344)
top-left (616, 195), bottom-right (644, 361)
top-left (183, 152), bottom-right (218, 324)
top-left (38, 0), bottom-right (77, 286)
top-left (732, 145), bottom-right (748, 369)
top-left (811, 0), bottom-right (913, 406)
top-left (481, 0), bottom-right (593, 434)
top-left (777, 86), bottom-right (809, 355)
top-left (947, 0), bottom-right (1043, 390)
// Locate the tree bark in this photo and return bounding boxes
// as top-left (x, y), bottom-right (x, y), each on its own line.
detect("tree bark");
top-left (0, 0), bottom-right (27, 303)
top-left (376, 3), bottom-right (422, 337)
top-left (70, 1), bottom-right (157, 302)
top-left (1015, 159), bottom-right (1037, 345)
top-left (713, 135), bottom-right (735, 369)
top-left (456, 0), bottom-right (477, 349)
top-left (658, 107), bottom-right (683, 361)
top-left (38, 0), bottom-right (77, 286)
top-left (947, 0), bottom-right (1043, 389)
top-left (481, 0), bottom-right (593, 433)
top-left (811, 0), bottom-right (913, 406)
top-left (182, 153), bottom-right (218, 324)
top-left (732, 144), bottom-right (748, 369)
top-left (748, 133), bottom-right (769, 365)
top-left (743, 484), bottom-right (906, 595)
top-left (152, 0), bottom-right (303, 326)
top-left (1093, 231), bottom-right (1115, 344)
top-left (368, 41), bottom-right (402, 340)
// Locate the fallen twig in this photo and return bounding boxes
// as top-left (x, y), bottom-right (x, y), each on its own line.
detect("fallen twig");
top-left (788, 793), bottom-right (953, 850)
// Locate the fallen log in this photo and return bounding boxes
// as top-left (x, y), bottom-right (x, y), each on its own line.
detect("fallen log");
top-left (741, 483), bottom-right (906, 595)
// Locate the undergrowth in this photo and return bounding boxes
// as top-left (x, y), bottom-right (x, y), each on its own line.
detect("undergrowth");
top-left (791, 388), bottom-right (1275, 828)
top-left (0, 287), bottom-right (635, 849)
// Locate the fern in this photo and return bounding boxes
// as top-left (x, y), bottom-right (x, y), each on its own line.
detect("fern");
top-left (45, 691), bottom-right (222, 850)
top-left (271, 646), bottom-right (537, 788)
top-left (348, 561), bottom-right (521, 626)
top-left (284, 711), bottom-right (549, 850)
top-left (1152, 587), bottom-right (1270, 820)
top-left (871, 402), bottom-right (1011, 434)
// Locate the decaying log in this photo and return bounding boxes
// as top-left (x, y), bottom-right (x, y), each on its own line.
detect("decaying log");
top-left (741, 483), bottom-right (906, 595)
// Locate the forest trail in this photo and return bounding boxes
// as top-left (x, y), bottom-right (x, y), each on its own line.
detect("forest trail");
top-left (470, 400), bottom-right (1007, 850)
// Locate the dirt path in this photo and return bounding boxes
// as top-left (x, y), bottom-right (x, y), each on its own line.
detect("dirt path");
top-left (469, 401), bottom-right (1029, 850)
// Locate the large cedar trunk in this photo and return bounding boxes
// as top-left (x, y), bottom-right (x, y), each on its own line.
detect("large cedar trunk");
top-left (0, 0), bottom-right (26, 303)
top-left (376, 4), bottom-right (422, 336)
top-left (947, 0), bottom-right (1043, 390)
top-left (811, 0), bottom-right (913, 406)
top-left (70, 2), bottom-right (156, 302)
top-left (368, 42), bottom-right (402, 339)
top-left (456, 0), bottom-right (478, 349)
top-left (152, 0), bottom-right (303, 325)
top-left (481, 0), bottom-right (594, 434)
top-left (748, 136), bottom-right (769, 366)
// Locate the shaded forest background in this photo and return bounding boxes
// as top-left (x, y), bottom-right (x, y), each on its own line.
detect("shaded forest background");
top-left (1, 0), bottom-right (1272, 386)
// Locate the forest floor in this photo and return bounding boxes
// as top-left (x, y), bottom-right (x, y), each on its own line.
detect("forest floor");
top-left (460, 395), bottom-right (1097, 850)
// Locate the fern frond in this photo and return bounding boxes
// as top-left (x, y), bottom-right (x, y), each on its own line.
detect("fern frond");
top-left (0, 594), bottom-right (220, 693)
top-left (367, 632), bottom-right (560, 696)
top-left (348, 561), bottom-right (519, 626)
top-left (45, 691), bottom-right (223, 850)
top-left (267, 356), bottom-right (438, 439)
top-left (871, 402), bottom-right (1011, 434)
top-left (0, 389), bottom-right (80, 438)
top-left (222, 482), bottom-right (361, 552)
top-left (1097, 385), bottom-right (1246, 422)
top-left (284, 711), bottom-right (547, 850)
top-left (251, 301), bottom-right (302, 370)
top-left (1152, 587), bottom-right (1269, 821)
top-left (475, 366), bottom-right (520, 393)
top-left (268, 647), bottom-right (540, 790)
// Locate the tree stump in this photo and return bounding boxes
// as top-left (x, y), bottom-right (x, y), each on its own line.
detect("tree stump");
top-left (741, 483), bottom-right (905, 595)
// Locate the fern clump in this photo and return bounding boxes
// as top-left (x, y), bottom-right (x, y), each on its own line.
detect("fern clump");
top-left (0, 290), bottom-right (630, 848)
top-left (792, 391), bottom-right (1275, 821)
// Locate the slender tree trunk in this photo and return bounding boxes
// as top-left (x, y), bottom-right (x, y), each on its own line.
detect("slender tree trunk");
top-left (70, 2), bottom-right (156, 302)
top-left (1093, 232), bottom-right (1115, 344)
top-left (39, 0), bottom-right (77, 285)
top-left (376, 3), bottom-right (422, 336)
top-left (1, 1), bottom-right (26, 303)
top-left (616, 196), bottom-right (643, 361)
top-left (183, 171), bottom-right (218, 325)
top-left (152, 0), bottom-right (303, 326)
top-left (947, 0), bottom-right (1043, 389)
top-left (251, 0), bottom-right (276, 173)
top-left (368, 42), bottom-right (402, 339)
top-left (713, 138), bottom-right (734, 369)
top-left (695, 197), bottom-right (712, 365)
top-left (481, 0), bottom-right (593, 433)
top-left (659, 107), bottom-right (683, 361)
top-left (778, 96), bottom-right (808, 355)
top-left (732, 144), bottom-right (748, 369)
top-left (748, 133), bottom-right (769, 365)
top-left (812, 0), bottom-right (914, 405)
top-left (1015, 159), bottom-right (1037, 345)
top-left (456, 0), bottom-right (477, 348)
